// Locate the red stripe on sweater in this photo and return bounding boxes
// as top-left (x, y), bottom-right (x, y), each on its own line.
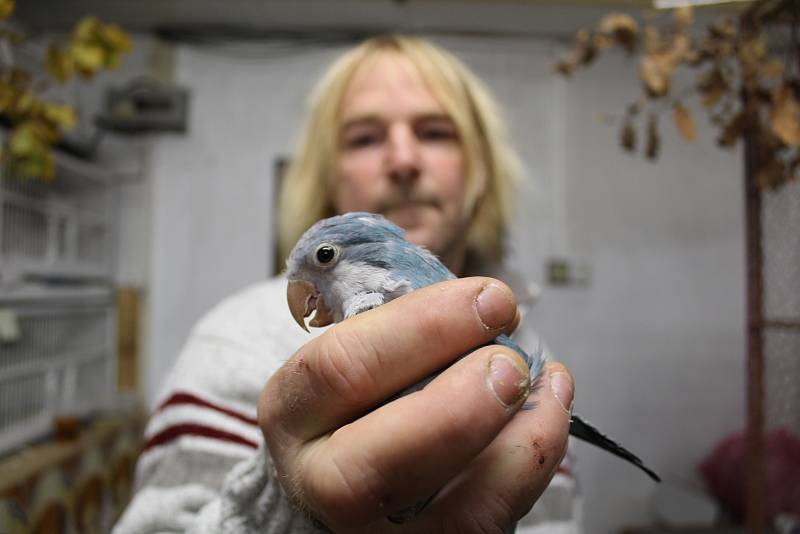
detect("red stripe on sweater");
top-left (156, 391), bottom-right (258, 426)
top-left (143, 423), bottom-right (259, 452)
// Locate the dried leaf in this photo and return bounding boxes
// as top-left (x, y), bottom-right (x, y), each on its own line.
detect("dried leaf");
top-left (755, 159), bottom-right (785, 190)
top-left (673, 6), bottom-right (693, 31)
top-left (0, 0), bottom-right (13, 20)
top-left (42, 103), bottom-right (77, 130)
top-left (673, 104), bottom-right (697, 142)
top-left (696, 68), bottom-right (728, 107)
top-left (0, 80), bottom-right (14, 112)
top-left (598, 13), bottom-right (639, 53)
top-left (646, 113), bottom-right (660, 160)
top-left (644, 25), bottom-right (661, 54)
top-left (73, 16), bottom-right (101, 41)
top-left (709, 17), bottom-right (736, 40)
top-left (640, 52), bottom-right (674, 98)
top-left (593, 33), bottom-right (614, 50)
top-left (627, 100), bottom-right (643, 116)
top-left (770, 84), bottom-right (800, 146)
top-left (718, 111), bottom-right (745, 148)
top-left (738, 38), bottom-right (768, 76)
top-left (69, 42), bottom-right (105, 77)
top-left (46, 44), bottom-right (74, 83)
top-left (759, 60), bottom-right (785, 78)
top-left (620, 118), bottom-right (636, 152)
top-left (553, 60), bottom-right (576, 77)
top-left (98, 23), bottom-right (132, 53)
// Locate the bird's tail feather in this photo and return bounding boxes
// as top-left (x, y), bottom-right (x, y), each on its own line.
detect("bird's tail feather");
top-left (569, 413), bottom-right (661, 482)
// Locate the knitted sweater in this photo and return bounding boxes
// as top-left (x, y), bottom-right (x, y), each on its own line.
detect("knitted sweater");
top-left (113, 276), bottom-right (580, 534)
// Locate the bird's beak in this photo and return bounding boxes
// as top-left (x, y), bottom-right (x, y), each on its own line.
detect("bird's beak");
top-left (287, 279), bottom-right (334, 332)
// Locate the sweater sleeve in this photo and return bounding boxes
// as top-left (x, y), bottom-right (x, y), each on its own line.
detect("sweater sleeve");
top-left (113, 279), bottom-right (324, 533)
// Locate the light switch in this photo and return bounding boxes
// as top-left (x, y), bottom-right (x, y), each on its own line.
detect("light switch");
top-left (0, 308), bottom-right (20, 343)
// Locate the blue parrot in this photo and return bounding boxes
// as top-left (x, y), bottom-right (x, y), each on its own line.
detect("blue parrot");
top-left (285, 212), bottom-right (660, 504)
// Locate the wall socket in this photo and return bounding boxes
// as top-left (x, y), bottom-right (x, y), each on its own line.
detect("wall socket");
top-left (546, 257), bottom-right (592, 287)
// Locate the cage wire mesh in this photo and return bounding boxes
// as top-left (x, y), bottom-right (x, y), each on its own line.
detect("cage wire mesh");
top-left (761, 179), bottom-right (800, 435)
top-left (0, 160), bottom-right (117, 454)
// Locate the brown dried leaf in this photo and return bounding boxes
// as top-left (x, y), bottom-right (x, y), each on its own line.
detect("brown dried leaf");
top-left (770, 84), bottom-right (800, 146)
top-left (738, 37), bottom-right (768, 76)
top-left (697, 68), bottom-right (728, 107)
top-left (553, 60), bottom-right (576, 77)
top-left (644, 25), bottom-right (661, 54)
top-left (718, 111), bottom-right (745, 148)
top-left (598, 13), bottom-right (639, 53)
top-left (646, 113), bottom-right (660, 160)
top-left (710, 17), bottom-right (736, 40)
top-left (759, 60), bottom-right (785, 78)
top-left (673, 6), bottom-right (693, 32)
top-left (620, 118), bottom-right (636, 152)
top-left (593, 33), bottom-right (614, 50)
top-left (46, 44), bottom-right (74, 83)
top-left (640, 52), bottom-right (674, 98)
top-left (755, 159), bottom-right (785, 190)
top-left (673, 104), bottom-right (697, 142)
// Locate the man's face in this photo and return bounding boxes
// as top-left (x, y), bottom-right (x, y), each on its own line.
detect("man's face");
top-left (332, 51), bottom-right (473, 262)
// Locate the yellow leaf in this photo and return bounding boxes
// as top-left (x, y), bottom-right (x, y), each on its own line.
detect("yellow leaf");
top-left (73, 16), bottom-right (101, 41)
top-left (13, 90), bottom-right (35, 115)
top-left (69, 42), bottom-right (105, 76)
top-left (98, 23), bottom-right (132, 53)
top-left (673, 104), bottom-right (697, 142)
top-left (0, 0), bottom-right (14, 20)
top-left (770, 84), bottom-right (800, 146)
top-left (10, 123), bottom-right (41, 156)
top-left (46, 45), bottom-right (74, 83)
top-left (0, 80), bottom-right (14, 112)
top-left (598, 13), bottom-right (639, 53)
top-left (43, 103), bottom-right (78, 130)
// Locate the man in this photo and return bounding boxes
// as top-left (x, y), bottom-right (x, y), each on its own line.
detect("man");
top-left (115, 36), bottom-right (575, 533)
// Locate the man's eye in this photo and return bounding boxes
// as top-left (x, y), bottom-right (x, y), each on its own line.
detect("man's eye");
top-left (417, 124), bottom-right (458, 142)
top-left (345, 133), bottom-right (379, 148)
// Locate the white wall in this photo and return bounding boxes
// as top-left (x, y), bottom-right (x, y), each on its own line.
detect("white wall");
top-left (139, 38), bottom-right (746, 533)
top-left (528, 54), bottom-right (745, 531)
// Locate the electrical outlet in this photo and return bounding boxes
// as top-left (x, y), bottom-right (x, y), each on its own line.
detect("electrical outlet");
top-left (0, 308), bottom-right (20, 343)
top-left (546, 257), bottom-right (592, 287)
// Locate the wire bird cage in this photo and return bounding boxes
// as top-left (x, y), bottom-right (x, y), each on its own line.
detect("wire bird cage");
top-left (0, 159), bottom-right (117, 455)
top-left (743, 145), bottom-right (800, 533)
top-left (760, 180), bottom-right (800, 435)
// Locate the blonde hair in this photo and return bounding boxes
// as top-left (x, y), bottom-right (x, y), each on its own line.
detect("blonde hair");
top-left (277, 35), bottom-right (522, 267)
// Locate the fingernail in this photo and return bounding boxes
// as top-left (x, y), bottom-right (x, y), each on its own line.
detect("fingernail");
top-left (549, 371), bottom-right (574, 415)
top-left (488, 354), bottom-right (530, 407)
top-left (475, 283), bottom-right (516, 331)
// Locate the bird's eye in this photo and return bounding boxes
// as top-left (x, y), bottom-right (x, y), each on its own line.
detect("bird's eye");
top-left (315, 245), bottom-right (336, 264)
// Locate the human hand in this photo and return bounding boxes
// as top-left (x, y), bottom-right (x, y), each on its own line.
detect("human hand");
top-left (258, 277), bottom-right (574, 533)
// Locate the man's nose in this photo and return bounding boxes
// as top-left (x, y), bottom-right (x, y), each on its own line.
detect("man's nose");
top-left (387, 124), bottom-right (421, 184)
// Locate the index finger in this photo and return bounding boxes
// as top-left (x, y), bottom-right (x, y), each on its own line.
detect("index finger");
top-left (260, 277), bottom-right (519, 443)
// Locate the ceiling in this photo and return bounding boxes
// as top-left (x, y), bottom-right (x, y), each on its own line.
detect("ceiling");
top-left (15, 0), bottom-right (745, 40)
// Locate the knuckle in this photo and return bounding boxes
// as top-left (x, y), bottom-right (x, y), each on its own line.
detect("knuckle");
top-left (305, 451), bottom-right (388, 527)
top-left (314, 328), bottom-right (380, 406)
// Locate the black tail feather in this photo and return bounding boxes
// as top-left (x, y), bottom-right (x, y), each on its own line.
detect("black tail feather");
top-left (569, 413), bottom-right (661, 482)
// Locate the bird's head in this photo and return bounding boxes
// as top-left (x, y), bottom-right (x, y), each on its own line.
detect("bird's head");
top-left (285, 212), bottom-right (405, 331)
